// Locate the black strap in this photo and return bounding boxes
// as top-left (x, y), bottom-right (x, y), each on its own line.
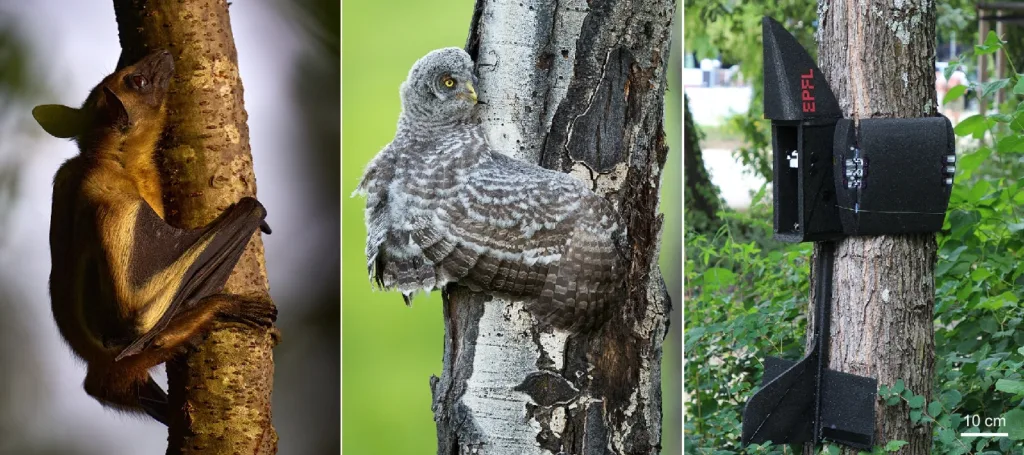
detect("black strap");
top-left (812, 240), bottom-right (836, 444)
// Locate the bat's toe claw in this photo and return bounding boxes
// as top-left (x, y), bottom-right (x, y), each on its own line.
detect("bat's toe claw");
top-left (222, 298), bottom-right (277, 329)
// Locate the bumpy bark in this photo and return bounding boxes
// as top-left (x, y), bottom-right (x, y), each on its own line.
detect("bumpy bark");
top-left (111, 1), bottom-right (278, 453)
top-left (813, 1), bottom-right (938, 453)
top-left (432, 0), bottom-right (675, 453)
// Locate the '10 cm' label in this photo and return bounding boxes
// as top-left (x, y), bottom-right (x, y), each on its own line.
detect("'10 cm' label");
top-left (801, 68), bottom-right (816, 113)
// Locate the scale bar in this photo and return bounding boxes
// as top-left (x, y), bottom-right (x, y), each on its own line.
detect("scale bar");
top-left (961, 432), bottom-right (1008, 437)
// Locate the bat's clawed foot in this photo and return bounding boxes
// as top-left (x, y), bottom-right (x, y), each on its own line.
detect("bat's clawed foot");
top-left (220, 297), bottom-right (278, 329)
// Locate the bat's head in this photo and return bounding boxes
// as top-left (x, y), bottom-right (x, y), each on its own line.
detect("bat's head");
top-left (400, 47), bottom-right (479, 122)
top-left (32, 50), bottom-right (175, 146)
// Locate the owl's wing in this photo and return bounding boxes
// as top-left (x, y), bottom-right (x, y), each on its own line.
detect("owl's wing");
top-left (353, 141), bottom-right (396, 199)
top-left (354, 143), bottom-right (397, 281)
top-left (411, 154), bottom-right (625, 330)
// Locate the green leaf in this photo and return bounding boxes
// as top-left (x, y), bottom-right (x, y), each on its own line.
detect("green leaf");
top-left (989, 113), bottom-right (1014, 123)
top-left (966, 180), bottom-right (992, 204)
top-left (750, 183), bottom-right (767, 206)
top-left (908, 395), bottom-right (925, 408)
top-left (703, 267), bottom-right (735, 290)
top-left (953, 115), bottom-right (990, 138)
top-left (971, 267), bottom-right (992, 281)
top-left (976, 30), bottom-right (1005, 55)
top-left (944, 63), bottom-right (957, 80)
top-left (827, 444), bottom-right (840, 455)
top-left (995, 378), bottom-right (1024, 394)
top-left (884, 440), bottom-right (908, 452)
top-left (938, 427), bottom-right (956, 444)
top-left (1010, 111), bottom-right (1024, 132)
top-left (1006, 409), bottom-right (1024, 440)
top-left (986, 30), bottom-right (1005, 46)
top-left (995, 291), bottom-right (1018, 308)
top-left (685, 327), bottom-right (707, 345)
top-left (957, 148), bottom-right (992, 177)
top-left (995, 135), bottom-right (1024, 154)
top-left (1014, 76), bottom-right (1024, 95)
top-left (976, 44), bottom-right (998, 55)
top-left (940, 389), bottom-right (962, 408)
top-left (927, 400), bottom-right (943, 417)
top-left (944, 84), bottom-right (967, 104)
top-left (980, 78), bottom-right (1011, 99)
top-left (910, 409), bottom-right (922, 423)
top-left (892, 379), bottom-right (905, 394)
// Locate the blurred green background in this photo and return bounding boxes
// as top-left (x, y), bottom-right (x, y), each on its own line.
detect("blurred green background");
top-left (342, 2), bottom-right (682, 453)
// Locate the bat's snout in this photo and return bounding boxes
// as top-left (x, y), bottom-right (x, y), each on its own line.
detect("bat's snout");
top-left (137, 50), bottom-right (175, 90)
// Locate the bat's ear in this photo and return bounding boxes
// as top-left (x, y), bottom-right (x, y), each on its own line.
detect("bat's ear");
top-left (32, 104), bottom-right (86, 138)
top-left (101, 86), bottom-right (130, 131)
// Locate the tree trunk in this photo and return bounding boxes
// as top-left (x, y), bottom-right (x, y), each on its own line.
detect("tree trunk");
top-left (683, 93), bottom-right (722, 233)
top-left (814, 1), bottom-right (937, 453)
top-left (112, 1), bottom-right (279, 453)
top-left (431, 0), bottom-right (674, 454)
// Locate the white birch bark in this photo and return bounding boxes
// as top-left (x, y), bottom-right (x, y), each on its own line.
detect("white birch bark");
top-left (431, 0), bottom-right (675, 453)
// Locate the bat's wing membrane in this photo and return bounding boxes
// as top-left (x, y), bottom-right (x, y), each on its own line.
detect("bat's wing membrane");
top-left (115, 197), bottom-right (267, 360)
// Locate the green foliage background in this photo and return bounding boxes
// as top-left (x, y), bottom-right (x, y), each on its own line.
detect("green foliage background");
top-left (342, 2), bottom-right (682, 453)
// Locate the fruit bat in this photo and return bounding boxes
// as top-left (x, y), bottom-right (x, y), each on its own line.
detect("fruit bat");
top-left (32, 50), bottom-right (276, 425)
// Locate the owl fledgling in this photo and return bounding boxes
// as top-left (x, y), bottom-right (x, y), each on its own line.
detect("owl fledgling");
top-left (353, 47), bottom-right (626, 332)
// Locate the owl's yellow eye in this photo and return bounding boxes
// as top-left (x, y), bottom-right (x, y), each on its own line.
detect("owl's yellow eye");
top-left (442, 76), bottom-right (455, 88)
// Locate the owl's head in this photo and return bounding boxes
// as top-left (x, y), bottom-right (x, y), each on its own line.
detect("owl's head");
top-left (400, 47), bottom-right (479, 122)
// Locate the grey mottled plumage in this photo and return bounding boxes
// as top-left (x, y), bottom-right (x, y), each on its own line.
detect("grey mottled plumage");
top-left (353, 47), bottom-right (626, 331)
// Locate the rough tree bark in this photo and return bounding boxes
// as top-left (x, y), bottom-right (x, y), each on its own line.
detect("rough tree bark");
top-left (112, 1), bottom-right (279, 453)
top-left (812, 1), bottom-right (937, 453)
top-left (431, 0), bottom-right (674, 454)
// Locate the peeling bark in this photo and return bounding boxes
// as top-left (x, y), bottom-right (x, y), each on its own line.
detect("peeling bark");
top-left (112, 1), bottom-right (278, 453)
top-left (432, 0), bottom-right (674, 453)
top-left (812, 1), bottom-right (937, 453)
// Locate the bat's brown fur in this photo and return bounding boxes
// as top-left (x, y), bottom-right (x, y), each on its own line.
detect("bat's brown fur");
top-left (34, 50), bottom-right (275, 425)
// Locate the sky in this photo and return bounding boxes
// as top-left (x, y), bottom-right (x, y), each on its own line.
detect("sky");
top-left (0, 0), bottom-right (332, 453)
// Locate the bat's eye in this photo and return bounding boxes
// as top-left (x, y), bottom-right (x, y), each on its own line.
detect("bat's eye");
top-left (441, 75), bottom-right (455, 89)
top-left (127, 73), bottom-right (149, 90)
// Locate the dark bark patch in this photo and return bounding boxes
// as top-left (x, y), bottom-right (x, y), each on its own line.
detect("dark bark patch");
top-left (433, 288), bottom-right (488, 454)
top-left (515, 371), bottom-right (580, 406)
top-left (565, 47), bottom-right (632, 172)
top-left (582, 401), bottom-right (608, 455)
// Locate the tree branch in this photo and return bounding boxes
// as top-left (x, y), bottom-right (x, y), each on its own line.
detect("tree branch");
top-left (111, 1), bottom-right (278, 453)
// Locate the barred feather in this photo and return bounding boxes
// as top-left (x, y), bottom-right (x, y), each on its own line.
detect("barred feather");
top-left (352, 47), bottom-right (626, 332)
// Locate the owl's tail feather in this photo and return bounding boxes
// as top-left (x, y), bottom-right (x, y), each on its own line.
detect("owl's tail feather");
top-left (439, 245), bottom-right (482, 282)
top-left (380, 251), bottom-right (436, 301)
top-left (463, 253), bottom-right (500, 290)
top-left (530, 228), bottom-right (622, 332)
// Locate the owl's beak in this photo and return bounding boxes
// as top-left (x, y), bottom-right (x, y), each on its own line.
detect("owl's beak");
top-left (464, 81), bottom-right (478, 104)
